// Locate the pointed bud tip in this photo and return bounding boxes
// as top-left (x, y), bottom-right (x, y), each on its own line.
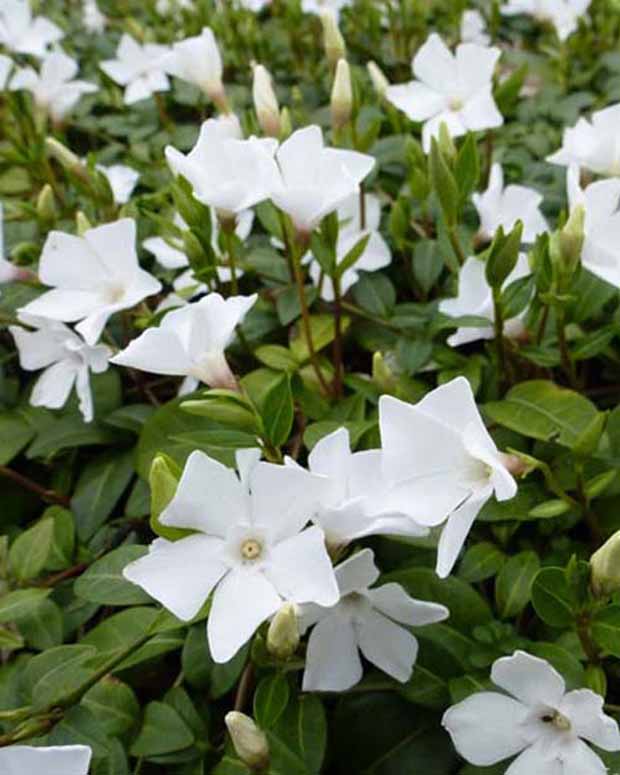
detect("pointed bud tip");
top-left (225, 712), bottom-right (270, 770)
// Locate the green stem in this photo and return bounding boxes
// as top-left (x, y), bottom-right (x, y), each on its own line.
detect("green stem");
top-left (492, 287), bottom-right (506, 392)
top-left (556, 305), bottom-right (577, 387)
top-left (576, 613), bottom-right (599, 664)
top-left (222, 219), bottom-right (240, 295)
top-left (448, 227), bottom-right (466, 267)
top-left (332, 275), bottom-right (344, 398)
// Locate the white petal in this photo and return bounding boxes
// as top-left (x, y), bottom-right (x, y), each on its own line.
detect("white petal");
top-left (413, 33), bottom-right (457, 93)
top-left (302, 611), bottom-right (363, 691)
top-left (20, 289), bottom-right (100, 323)
top-left (31, 361), bottom-right (76, 410)
top-left (385, 81), bottom-right (447, 122)
top-left (160, 450), bottom-right (247, 537)
top-left (266, 526), bottom-right (339, 606)
top-left (442, 691), bottom-right (530, 765)
top-left (334, 548), bottom-right (379, 596)
top-left (208, 568), bottom-right (281, 662)
top-left (436, 491), bottom-right (489, 578)
top-left (123, 534), bottom-right (228, 621)
top-left (111, 328), bottom-right (193, 376)
top-left (559, 689), bottom-right (620, 751)
top-left (560, 739), bottom-right (608, 775)
top-left (460, 89), bottom-right (504, 131)
top-left (357, 609), bottom-right (418, 683)
top-left (491, 650), bottom-right (566, 708)
top-left (75, 366), bottom-right (95, 423)
top-left (504, 744), bottom-right (563, 775)
top-left (366, 583), bottom-right (449, 626)
top-left (308, 426), bottom-right (351, 480)
top-left (0, 745), bottom-right (92, 775)
top-left (38, 231), bottom-right (106, 289)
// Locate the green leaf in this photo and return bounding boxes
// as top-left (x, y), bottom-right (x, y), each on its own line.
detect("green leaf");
top-left (495, 551), bottom-right (540, 619)
top-left (0, 588), bottom-right (50, 623)
top-left (484, 380), bottom-right (599, 448)
top-left (592, 606), bottom-right (620, 657)
top-left (531, 568), bottom-right (575, 628)
top-left (24, 644), bottom-right (97, 709)
top-left (9, 516), bottom-right (55, 581)
top-left (455, 133), bottom-right (480, 199)
top-left (290, 315), bottom-right (348, 362)
top-left (254, 673), bottom-right (290, 729)
top-left (0, 409), bottom-right (35, 464)
top-left (45, 506), bottom-right (76, 570)
top-left (74, 545), bottom-right (152, 606)
top-left (399, 665), bottom-right (450, 709)
top-left (270, 694), bottom-right (327, 774)
top-left (261, 373), bottom-right (294, 447)
top-left (335, 233), bottom-right (371, 279)
top-left (458, 542), bottom-right (505, 583)
top-left (485, 222), bottom-right (523, 289)
top-left (131, 701), bottom-right (195, 757)
top-left (254, 345), bottom-right (300, 372)
top-left (82, 677), bottom-right (140, 736)
top-left (429, 138), bottom-right (458, 227)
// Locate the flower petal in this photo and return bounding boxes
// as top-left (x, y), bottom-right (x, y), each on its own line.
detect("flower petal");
top-left (491, 650), bottom-right (566, 708)
top-left (366, 582), bottom-right (449, 626)
top-left (0, 745), bottom-right (92, 775)
top-left (111, 327), bottom-right (192, 376)
top-left (357, 609), bottom-right (418, 683)
top-left (385, 81), bottom-right (447, 122)
top-left (302, 611), bottom-right (363, 691)
top-left (334, 548), bottom-right (379, 596)
top-left (560, 689), bottom-right (620, 751)
top-left (436, 490), bottom-right (490, 578)
top-left (31, 361), bottom-right (76, 411)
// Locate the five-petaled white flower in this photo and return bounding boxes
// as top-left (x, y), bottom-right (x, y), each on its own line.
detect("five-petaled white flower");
top-left (385, 33), bottom-right (503, 152)
top-left (100, 33), bottom-right (171, 105)
top-left (379, 377), bottom-right (517, 578)
top-left (307, 192), bottom-right (391, 301)
top-left (0, 0), bottom-right (63, 57)
top-left (299, 548), bottom-right (448, 691)
top-left (96, 163), bottom-right (139, 205)
top-left (123, 449), bottom-right (339, 663)
top-left (439, 253), bottom-right (531, 347)
top-left (501, 0), bottom-right (591, 41)
top-left (9, 51), bottom-right (97, 123)
top-left (111, 292), bottom-right (257, 393)
top-left (163, 27), bottom-right (225, 104)
top-left (461, 9), bottom-right (490, 45)
top-left (443, 650), bottom-right (620, 774)
top-left (20, 218), bottom-right (161, 345)
top-left (547, 103), bottom-right (620, 176)
top-left (82, 0), bottom-right (106, 33)
top-left (10, 314), bottom-right (111, 423)
top-left (271, 125), bottom-right (375, 234)
top-left (166, 117), bottom-right (279, 219)
top-left (566, 165), bottom-right (620, 289)
top-left (473, 163), bottom-right (548, 243)
top-left (289, 427), bottom-right (425, 550)
top-left (0, 744), bottom-right (91, 775)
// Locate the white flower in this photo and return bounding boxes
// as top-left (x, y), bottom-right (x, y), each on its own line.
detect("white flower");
top-left (83, 0), bottom-right (106, 33)
top-left (9, 51), bottom-right (97, 123)
top-left (123, 449), bottom-right (339, 663)
top-left (0, 53), bottom-right (12, 89)
top-left (379, 377), bottom-right (517, 578)
top-left (163, 27), bottom-right (224, 103)
top-left (299, 549), bottom-right (448, 691)
top-left (165, 117), bottom-right (280, 219)
top-left (100, 33), bottom-right (171, 105)
top-left (111, 292), bottom-right (257, 393)
top-left (301, 0), bottom-right (350, 18)
top-left (96, 164), bottom-right (139, 204)
top-left (461, 9), bottom-right (490, 45)
top-left (385, 33), bottom-right (503, 153)
top-left (501, 0), bottom-right (591, 41)
top-left (144, 209), bottom-right (253, 294)
top-left (238, 0), bottom-right (271, 10)
top-left (443, 650), bottom-right (620, 773)
top-left (473, 163), bottom-right (548, 243)
top-left (19, 218), bottom-right (161, 345)
top-left (439, 253), bottom-right (531, 347)
top-left (271, 125), bottom-right (375, 233)
top-left (0, 0), bottom-right (63, 57)
top-left (566, 165), bottom-right (620, 288)
top-left (10, 315), bottom-right (111, 422)
top-left (307, 192), bottom-right (391, 301)
top-left (0, 744), bottom-right (92, 775)
top-left (547, 103), bottom-right (620, 176)
top-left (288, 427), bottom-right (426, 549)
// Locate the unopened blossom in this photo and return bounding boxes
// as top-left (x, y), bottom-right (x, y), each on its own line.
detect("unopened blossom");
top-left (303, 0), bottom-right (350, 18)
top-left (164, 28), bottom-right (226, 106)
top-left (473, 163), bottom-right (548, 243)
top-left (0, 744), bottom-right (92, 775)
top-left (20, 218), bottom-right (161, 345)
top-left (501, 0), bottom-right (591, 41)
top-left (307, 192), bottom-right (391, 301)
top-left (111, 292), bottom-right (257, 393)
top-left (300, 549), bottom-right (448, 691)
top-left (461, 9), bottom-right (490, 45)
top-left (547, 103), bottom-right (620, 176)
top-left (379, 377), bottom-right (517, 578)
top-left (10, 51), bottom-right (97, 123)
top-left (385, 33), bottom-right (503, 152)
top-left (439, 253), bottom-right (531, 347)
top-left (271, 125), bottom-right (375, 234)
top-left (83, 0), bottom-right (106, 33)
top-left (253, 63), bottom-right (280, 138)
top-left (0, 53), bottom-right (12, 89)
top-left (320, 9), bottom-right (345, 65)
top-left (367, 60), bottom-right (389, 97)
top-left (144, 209), bottom-right (253, 293)
top-left (10, 315), bottom-right (111, 422)
top-left (100, 33), bottom-right (171, 105)
top-left (166, 117), bottom-right (279, 218)
top-left (225, 712), bottom-right (269, 770)
top-left (288, 427), bottom-right (425, 550)
top-left (0, 0), bottom-right (63, 57)
top-left (96, 164), bottom-right (139, 205)
top-left (443, 651), bottom-right (620, 773)
top-left (124, 449), bottom-right (338, 662)
top-left (566, 165), bottom-right (620, 288)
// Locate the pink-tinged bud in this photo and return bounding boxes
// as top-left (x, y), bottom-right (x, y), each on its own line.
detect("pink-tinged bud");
top-left (253, 64), bottom-right (281, 138)
top-left (331, 59), bottom-right (352, 131)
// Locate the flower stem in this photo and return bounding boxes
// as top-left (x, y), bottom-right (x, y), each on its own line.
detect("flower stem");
top-left (448, 226), bottom-right (466, 266)
top-left (556, 306), bottom-right (577, 388)
top-left (0, 465), bottom-right (71, 508)
top-left (332, 274), bottom-right (344, 398)
top-left (221, 218), bottom-right (240, 295)
top-left (492, 287), bottom-right (506, 392)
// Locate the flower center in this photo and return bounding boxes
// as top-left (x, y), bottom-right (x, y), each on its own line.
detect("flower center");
top-left (240, 538), bottom-right (263, 561)
top-left (449, 97), bottom-right (464, 111)
top-left (104, 284), bottom-right (125, 304)
top-left (541, 710), bottom-right (571, 731)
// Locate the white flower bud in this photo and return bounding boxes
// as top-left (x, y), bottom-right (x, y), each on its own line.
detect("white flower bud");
top-left (267, 603), bottom-right (300, 659)
top-left (591, 530), bottom-right (620, 597)
top-left (253, 64), bottom-right (281, 138)
top-left (225, 712), bottom-right (269, 771)
top-left (320, 9), bottom-right (345, 67)
top-left (331, 59), bottom-right (352, 131)
top-left (366, 60), bottom-right (389, 97)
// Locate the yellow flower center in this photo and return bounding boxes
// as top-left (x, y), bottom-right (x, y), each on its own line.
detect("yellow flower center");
top-left (449, 97), bottom-right (464, 111)
top-left (241, 539), bottom-right (263, 561)
top-left (541, 710), bottom-right (571, 731)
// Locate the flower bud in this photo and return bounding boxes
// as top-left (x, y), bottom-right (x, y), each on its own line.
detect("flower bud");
top-left (225, 712), bottom-right (269, 771)
top-left (320, 9), bottom-right (345, 67)
top-left (252, 64), bottom-right (281, 138)
top-left (585, 664), bottom-right (607, 697)
top-left (367, 60), bottom-right (389, 97)
top-left (438, 121), bottom-right (457, 163)
top-left (45, 137), bottom-right (80, 170)
top-left (331, 59), bottom-right (352, 132)
top-left (75, 211), bottom-right (92, 236)
top-left (267, 603), bottom-right (300, 659)
top-left (559, 203), bottom-right (585, 276)
top-left (591, 530), bottom-right (620, 597)
top-left (36, 184), bottom-right (56, 224)
top-left (279, 106), bottom-right (292, 139)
